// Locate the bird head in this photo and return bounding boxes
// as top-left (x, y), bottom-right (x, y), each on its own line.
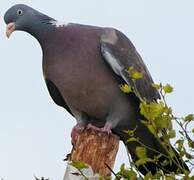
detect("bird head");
top-left (4, 4), bottom-right (55, 38)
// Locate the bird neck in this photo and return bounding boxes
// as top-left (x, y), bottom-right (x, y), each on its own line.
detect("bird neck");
top-left (29, 24), bottom-right (56, 45)
top-left (25, 14), bottom-right (58, 46)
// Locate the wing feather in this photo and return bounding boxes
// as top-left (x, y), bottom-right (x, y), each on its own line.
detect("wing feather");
top-left (101, 29), bottom-right (160, 102)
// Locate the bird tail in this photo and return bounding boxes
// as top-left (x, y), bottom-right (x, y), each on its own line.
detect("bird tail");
top-left (114, 128), bottom-right (189, 175)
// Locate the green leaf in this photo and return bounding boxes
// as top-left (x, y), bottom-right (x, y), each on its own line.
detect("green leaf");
top-left (135, 159), bottom-right (146, 166)
top-left (153, 173), bottom-right (163, 179)
top-left (176, 139), bottom-right (184, 151)
top-left (127, 66), bottom-right (143, 79)
top-left (188, 140), bottom-right (194, 149)
top-left (168, 130), bottom-right (176, 139)
top-left (120, 163), bottom-right (125, 172)
top-left (135, 158), bottom-right (152, 166)
top-left (141, 120), bottom-right (156, 134)
top-left (155, 115), bottom-right (170, 129)
top-left (131, 71), bottom-right (143, 79)
top-left (127, 137), bottom-right (138, 142)
top-left (139, 101), bottom-right (149, 119)
top-left (152, 83), bottom-right (162, 90)
top-left (140, 101), bottom-right (165, 121)
top-left (184, 114), bottom-right (194, 122)
top-left (136, 146), bottom-right (147, 159)
top-left (122, 170), bottom-right (137, 180)
top-left (147, 124), bottom-right (157, 135)
top-left (120, 84), bottom-right (132, 93)
top-left (124, 127), bottom-right (137, 136)
top-left (151, 102), bottom-right (165, 119)
top-left (128, 66), bottom-right (134, 72)
top-left (165, 173), bottom-right (175, 180)
top-left (144, 172), bottom-right (154, 180)
top-left (163, 84), bottom-right (173, 93)
top-left (118, 164), bottom-right (137, 180)
top-left (70, 161), bottom-right (88, 170)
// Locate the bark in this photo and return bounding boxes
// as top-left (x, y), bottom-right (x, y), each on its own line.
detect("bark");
top-left (64, 128), bottom-right (120, 179)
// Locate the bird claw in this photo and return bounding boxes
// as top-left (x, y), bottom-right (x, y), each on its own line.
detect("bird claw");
top-left (87, 123), bottom-right (101, 131)
top-left (101, 126), bottom-right (112, 134)
top-left (87, 123), bottom-right (112, 134)
top-left (101, 122), bottom-right (112, 134)
top-left (71, 123), bottom-right (85, 145)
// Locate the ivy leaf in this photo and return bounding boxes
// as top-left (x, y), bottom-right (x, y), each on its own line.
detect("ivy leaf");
top-left (163, 84), bottom-right (173, 94)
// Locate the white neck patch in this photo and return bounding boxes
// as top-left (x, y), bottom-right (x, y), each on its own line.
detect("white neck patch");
top-left (50, 20), bottom-right (68, 28)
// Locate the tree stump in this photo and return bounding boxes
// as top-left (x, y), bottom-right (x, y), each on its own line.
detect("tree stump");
top-left (64, 128), bottom-right (120, 179)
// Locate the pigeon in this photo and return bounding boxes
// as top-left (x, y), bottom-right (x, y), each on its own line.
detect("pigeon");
top-left (4, 4), bottom-right (189, 175)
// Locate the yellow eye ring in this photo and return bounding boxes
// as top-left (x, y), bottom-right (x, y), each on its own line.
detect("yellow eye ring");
top-left (17, 9), bottom-right (23, 16)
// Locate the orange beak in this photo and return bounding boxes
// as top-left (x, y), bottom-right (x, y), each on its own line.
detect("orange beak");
top-left (6, 22), bottom-right (16, 38)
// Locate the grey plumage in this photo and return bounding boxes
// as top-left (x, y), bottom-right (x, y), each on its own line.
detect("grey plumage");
top-left (4, 4), bottom-right (188, 175)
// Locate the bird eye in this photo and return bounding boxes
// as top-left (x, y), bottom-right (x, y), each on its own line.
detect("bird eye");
top-left (17, 9), bottom-right (23, 16)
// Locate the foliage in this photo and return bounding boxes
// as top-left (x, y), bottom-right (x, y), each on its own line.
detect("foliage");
top-left (70, 161), bottom-right (90, 179)
top-left (116, 68), bottom-right (194, 179)
top-left (71, 67), bottom-right (194, 179)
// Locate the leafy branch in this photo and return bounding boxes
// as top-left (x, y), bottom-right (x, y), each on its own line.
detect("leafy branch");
top-left (118, 67), bottom-right (194, 179)
top-left (70, 67), bottom-right (194, 179)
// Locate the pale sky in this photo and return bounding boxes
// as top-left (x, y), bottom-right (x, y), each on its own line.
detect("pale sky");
top-left (0, 0), bottom-right (194, 179)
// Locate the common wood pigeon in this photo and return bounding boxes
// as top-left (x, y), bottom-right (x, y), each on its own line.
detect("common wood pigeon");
top-left (4, 4), bottom-right (189, 175)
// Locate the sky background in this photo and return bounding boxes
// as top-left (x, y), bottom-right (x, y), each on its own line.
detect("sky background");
top-left (0, 0), bottom-right (194, 179)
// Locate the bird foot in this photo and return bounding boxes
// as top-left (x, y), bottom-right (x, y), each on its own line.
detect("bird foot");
top-left (71, 123), bottom-right (85, 145)
top-left (101, 122), bottom-right (112, 134)
top-left (87, 123), bottom-right (101, 131)
top-left (87, 123), bottom-right (112, 134)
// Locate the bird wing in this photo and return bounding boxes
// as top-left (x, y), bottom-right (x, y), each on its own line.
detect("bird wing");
top-left (100, 29), bottom-right (160, 102)
top-left (45, 79), bottom-right (74, 116)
